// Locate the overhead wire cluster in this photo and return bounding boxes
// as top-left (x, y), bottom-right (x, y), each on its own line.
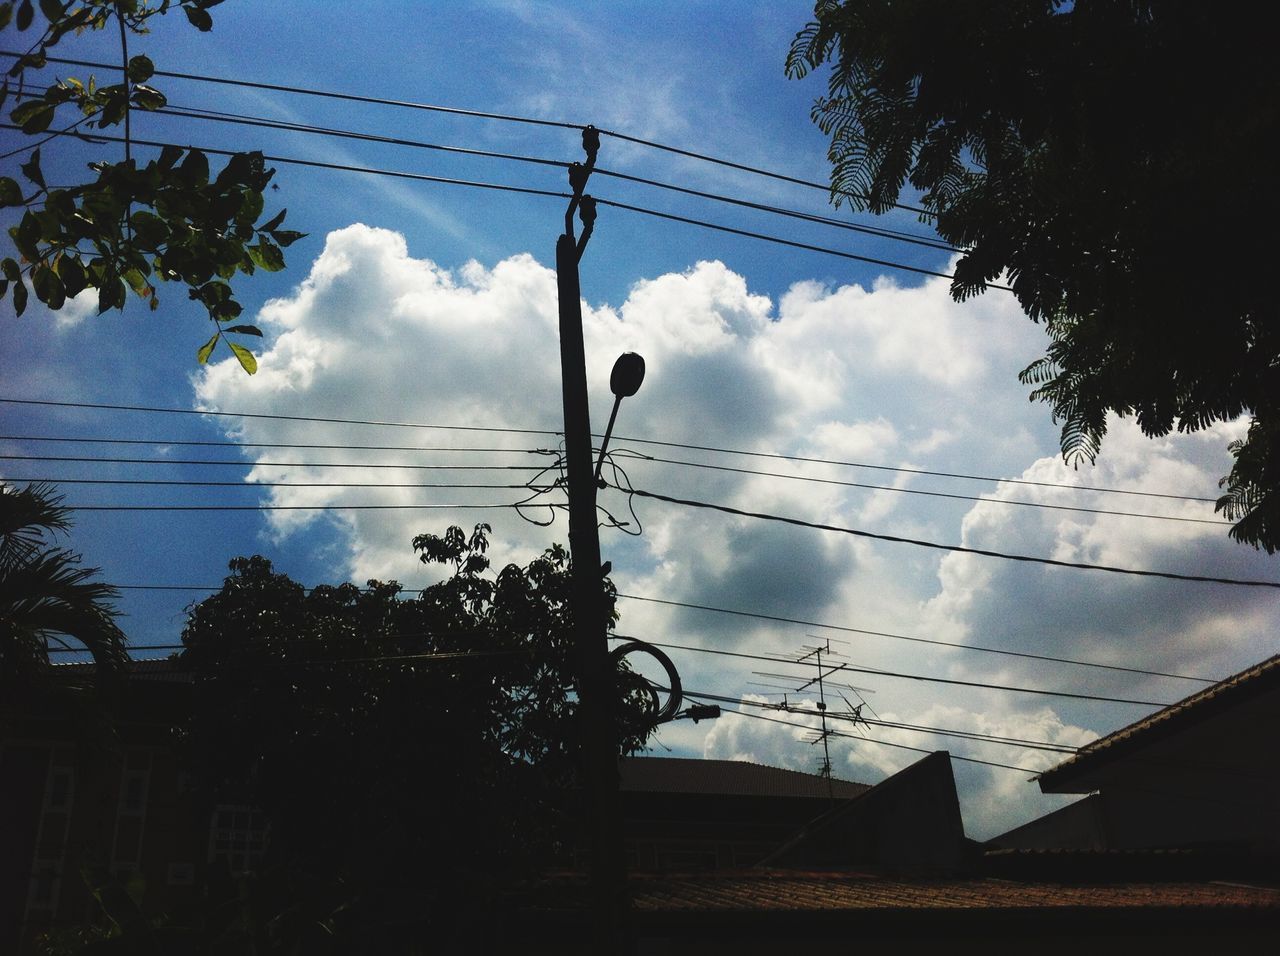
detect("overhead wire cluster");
top-left (1, 54), bottom-right (1263, 778)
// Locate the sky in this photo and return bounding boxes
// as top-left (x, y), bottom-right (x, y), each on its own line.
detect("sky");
top-left (2, 1), bottom-right (1277, 840)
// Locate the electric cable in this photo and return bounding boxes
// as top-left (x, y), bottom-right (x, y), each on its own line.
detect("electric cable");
top-left (613, 593), bottom-right (1219, 684)
top-left (0, 397), bottom-right (558, 437)
top-left (616, 638), bottom-right (1170, 706)
top-left (720, 706), bottom-right (1037, 774)
top-left (1, 51), bottom-right (931, 215)
top-left (0, 400), bottom-right (1217, 504)
top-left (134, 100), bottom-right (953, 251)
top-left (4, 478), bottom-right (547, 490)
top-left (614, 453), bottom-right (1225, 526)
top-left (1, 454), bottom-right (547, 471)
top-left (0, 126), bottom-right (983, 285)
top-left (0, 433), bottom-right (554, 454)
top-left (624, 486), bottom-right (1280, 589)
top-left (676, 686), bottom-right (1079, 754)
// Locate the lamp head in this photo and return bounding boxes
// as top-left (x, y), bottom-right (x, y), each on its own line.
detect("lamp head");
top-left (610, 352), bottom-right (646, 398)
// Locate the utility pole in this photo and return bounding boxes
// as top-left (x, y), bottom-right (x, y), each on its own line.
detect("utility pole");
top-left (554, 126), bottom-right (628, 950)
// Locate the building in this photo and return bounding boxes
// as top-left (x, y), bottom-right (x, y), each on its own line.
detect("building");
top-left (992, 653), bottom-right (1280, 854)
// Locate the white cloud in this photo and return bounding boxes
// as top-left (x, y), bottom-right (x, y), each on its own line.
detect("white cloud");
top-left (192, 224), bottom-right (1280, 840)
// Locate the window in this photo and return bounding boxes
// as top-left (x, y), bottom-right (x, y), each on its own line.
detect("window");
top-left (209, 805), bottom-right (269, 875)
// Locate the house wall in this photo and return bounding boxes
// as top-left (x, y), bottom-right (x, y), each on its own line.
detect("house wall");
top-left (1043, 686), bottom-right (1280, 851)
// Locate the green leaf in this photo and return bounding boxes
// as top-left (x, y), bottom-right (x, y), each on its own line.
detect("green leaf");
top-left (180, 148), bottom-right (209, 186)
top-left (38, 0), bottom-right (62, 22)
top-left (225, 324), bottom-right (263, 337)
top-left (270, 230), bottom-right (306, 248)
top-left (32, 264), bottom-right (64, 310)
top-left (122, 268), bottom-right (150, 297)
top-left (0, 177), bottom-right (21, 207)
top-left (129, 210), bottom-right (169, 248)
top-left (126, 55), bottom-right (154, 83)
top-left (247, 240), bottom-right (284, 272)
top-left (228, 341), bottom-right (257, 374)
top-left (1, 258), bottom-right (18, 282)
top-left (184, 5), bottom-right (213, 30)
top-left (239, 187), bottom-right (263, 225)
top-left (12, 278), bottom-right (27, 316)
top-left (212, 298), bottom-right (242, 320)
top-left (130, 84), bottom-right (166, 111)
top-left (196, 331), bottom-right (218, 364)
top-left (19, 148), bottom-right (44, 189)
top-left (158, 144), bottom-right (183, 170)
top-left (11, 97), bottom-right (51, 127)
top-left (0, 78), bottom-right (9, 109)
top-left (56, 254), bottom-right (85, 297)
top-left (97, 276), bottom-right (124, 313)
top-left (15, 0), bottom-right (32, 31)
top-left (261, 208), bottom-right (287, 232)
top-left (0, 6), bottom-right (12, 32)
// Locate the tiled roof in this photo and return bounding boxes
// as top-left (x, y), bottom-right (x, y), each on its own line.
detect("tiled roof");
top-left (1038, 654), bottom-right (1280, 788)
top-left (526, 870), bottom-right (1280, 914)
top-left (619, 757), bottom-right (868, 800)
top-left (623, 871), bottom-right (1280, 913)
top-left (51, 656), bottom-right (193, 682)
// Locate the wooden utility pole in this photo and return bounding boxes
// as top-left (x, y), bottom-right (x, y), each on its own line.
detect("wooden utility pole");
top-left (554, 126), bottom-right (628, 950)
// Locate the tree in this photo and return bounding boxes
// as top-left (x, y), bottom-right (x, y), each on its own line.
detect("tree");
top-left (172, 524), bottom-right (651, 951)
top-left (0, 481), bottom-right (126, 695)
top-left (1, 0), bottom-right (304, 373)
top-left (787, 1), bottom-right (1279, 551)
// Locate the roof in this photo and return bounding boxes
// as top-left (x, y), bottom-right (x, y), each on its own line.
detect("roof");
top-left (1038, 654), bottom-right (1280, 789)
top-left (622, 871), bottom-right (1280, 914)
top-left (51, 656), bottom-right (193, 683)
top-left (523, 869), bottom-right (1280, 919)
top-left (619, 757), bottom-right (868, 800)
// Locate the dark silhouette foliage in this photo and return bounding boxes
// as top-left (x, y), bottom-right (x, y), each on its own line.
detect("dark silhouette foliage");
top-left (0, 481), bottom-right (125, 697)
top-left (170, 524), bottom-right (649, 951)
top-left (788, 0), bottom-right (1280, 550)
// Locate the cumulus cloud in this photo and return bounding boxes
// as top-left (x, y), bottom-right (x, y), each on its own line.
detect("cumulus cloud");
top-left (193, 224), bottom-right (1280, 840)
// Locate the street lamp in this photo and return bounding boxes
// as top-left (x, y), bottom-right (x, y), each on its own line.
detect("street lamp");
top-left (594, 351), bottom-right (645, 484)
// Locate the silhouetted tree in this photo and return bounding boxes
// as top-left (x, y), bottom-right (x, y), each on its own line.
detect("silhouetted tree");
top-left (788, 1), bottom-right (1279, 551)
top-left (173, 524), bottom-right (649, 951)
top-left (0, 481), bottom-right (125, 698)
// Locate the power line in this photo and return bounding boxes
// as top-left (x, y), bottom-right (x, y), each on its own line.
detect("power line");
top-left (614, 593), bottom-right (1218, 683)
top-left (717, 706), bottom-right (1036, 774)
top-left (621, 637), bottom-right (1169, 706)
top-left (0, 434), bottom-right (551, 455)
top-left (0, 126), bottom-right (977, 285)
top-left (53, 581), bottom-right (1216, 687)
top-left (5, 478), bottom-right (543, 490)
top-left (675, 686), bottom-right (1078, 754)
top-left (137, 100), bottom-right (952, 252)
top-left (0, 398), bottom-right (558, 436)
top-left (3, 51), bottom-right (930, 216)
top-left (1, 454), bottom-right (547, 472)
top-left (0, 400), bottom-right (1215, 504)
top-left (610, 444), bottom-right (1217, 506)
top-left (1, 53), bottom-right (583, 131)
top-left (618, 453), bottom-right (1225, 526)
top-left (625, 486), bottom-right (1280, 589)
top-left (593, 195), bottom-right (988, 287)
top-left (62, 503), bottom-right (538, 513)
top-left (1, 434), bottom-right (1217, 525)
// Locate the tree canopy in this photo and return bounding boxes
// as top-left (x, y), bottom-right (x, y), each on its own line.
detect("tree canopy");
top-left (1, 0), bottom-right (302, 373)
top-left (169, 524), bottom-right (651, 950)
top-left (787, 0), bottom-right (1279, 551)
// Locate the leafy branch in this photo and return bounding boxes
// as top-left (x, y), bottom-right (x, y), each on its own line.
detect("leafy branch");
top-left (1, 0), bottom-right (304, 373)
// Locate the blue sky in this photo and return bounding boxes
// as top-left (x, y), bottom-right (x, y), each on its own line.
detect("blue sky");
top-left (3, 1), bottom-right (1277, 839)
